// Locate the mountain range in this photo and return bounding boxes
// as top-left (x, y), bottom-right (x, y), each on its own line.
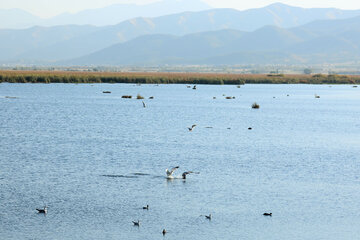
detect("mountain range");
top-left (1, 2), bottom-right (360, 65)
top-left (0, 0), bottom-right (211, 29)
top-left (68, 16), bottom-right (360, 65)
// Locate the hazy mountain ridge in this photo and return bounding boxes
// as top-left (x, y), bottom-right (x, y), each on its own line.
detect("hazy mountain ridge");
top-left (0, 0), bottom-right (211, 29)
top-left (3, 3), bottom-right (360, 62)
top-left (68, 16), bottom-right (360, 65)
top-left (1, 3), bottom-right (360, 65)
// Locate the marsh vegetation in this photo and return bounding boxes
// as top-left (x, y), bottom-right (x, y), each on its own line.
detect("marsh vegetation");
top-left (1, 71), bottom-right (360, 84)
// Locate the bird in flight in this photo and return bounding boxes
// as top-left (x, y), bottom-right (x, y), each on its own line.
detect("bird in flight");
top-left (188, 124), bottom-right (197, 131)
top-left (166, 166), bottom-right (180, 178)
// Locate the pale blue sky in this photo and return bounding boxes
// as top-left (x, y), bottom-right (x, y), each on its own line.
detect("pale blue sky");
top-left (1, 0), bottom-right (360, 18)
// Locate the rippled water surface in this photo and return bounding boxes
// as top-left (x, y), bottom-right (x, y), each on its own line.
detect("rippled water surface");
top-left (1, 83), bottom-right (360, 240)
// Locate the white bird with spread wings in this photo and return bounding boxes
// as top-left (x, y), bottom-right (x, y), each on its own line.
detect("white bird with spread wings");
top-left (166, 166), bottom-right (179, 178)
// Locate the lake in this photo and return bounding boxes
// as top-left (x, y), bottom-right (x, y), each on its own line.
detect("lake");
top-left (1, 83), bottom-right (359, 239)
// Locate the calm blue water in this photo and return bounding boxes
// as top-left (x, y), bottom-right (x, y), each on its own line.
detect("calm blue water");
top-left (1, 83), bottom-right (359, 240)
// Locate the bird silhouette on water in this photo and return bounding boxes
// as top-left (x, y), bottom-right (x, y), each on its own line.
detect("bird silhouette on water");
top-left (132, 220), bottom-right (140, 226)
top-left (36, 206), bottom-right (48, 214)
top-left (143, 205), bottom-right (149, 210)
top-left (182, 171), bottom-right (195, 179)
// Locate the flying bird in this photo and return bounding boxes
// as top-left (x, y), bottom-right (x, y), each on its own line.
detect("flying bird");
top-left (188, 124), bottom-right (197, 131)
top-left (166, 166), bottom-right (179, 177)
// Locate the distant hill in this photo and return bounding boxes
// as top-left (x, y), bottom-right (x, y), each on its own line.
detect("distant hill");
top-left (0, 0), bottom-right (211, 29)
top-left (3, 3), bottom-right (360, 62)
top-left (67, 16), bottom-right (360, 65)
top-left (0, 8), bottom-right (42, 29)
top-left (0, 25), bottom-right (98, 61)
top-left (1, 2), bottom-right (360, 30)
top-left (1, 3), bottom-right (360, 65)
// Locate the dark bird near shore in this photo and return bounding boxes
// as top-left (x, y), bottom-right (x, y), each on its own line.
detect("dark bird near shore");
top-left (193, 85), bottom-right (197, 90)
top-left (143, 205), bottom-right (149, 210)
top-left (132, 220), bottom-right (140, 226)
top-left (188, 124), bottom-right (197, 131)
top-left (263, 212), bottom-right (272, 216)
top-left (36, 206), bottom-right (48, 214)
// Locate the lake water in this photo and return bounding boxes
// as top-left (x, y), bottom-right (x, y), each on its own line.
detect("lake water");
top-left (1, 83), bottom-right (359, 240)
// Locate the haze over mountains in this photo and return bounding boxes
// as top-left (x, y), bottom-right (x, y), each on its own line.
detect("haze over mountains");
top-left (0, 0), bottom-right (211, 29)
top-left (1, 2), bottom-right (360, 66)
top-left (69, 16), bottom-right (360, 65)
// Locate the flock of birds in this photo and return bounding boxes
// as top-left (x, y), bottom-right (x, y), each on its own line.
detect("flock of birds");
top-left (35, 164), bottom-right (271, 236)
top-left (34, 83), bottom-right (279, 236)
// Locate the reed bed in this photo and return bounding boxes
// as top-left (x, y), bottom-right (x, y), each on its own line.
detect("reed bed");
top-left (0, 70), bottom-right (359, 84)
